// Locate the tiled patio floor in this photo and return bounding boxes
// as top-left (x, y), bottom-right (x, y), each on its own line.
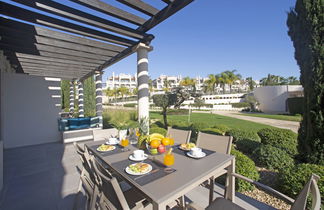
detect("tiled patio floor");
top-left (0, 142), bottom-right (275, 210)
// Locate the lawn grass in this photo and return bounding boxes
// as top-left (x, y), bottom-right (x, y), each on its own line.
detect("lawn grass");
top-left (150, 112), bottom-right (273, 132)
top-left (237, 113), bottom-right (302, 122)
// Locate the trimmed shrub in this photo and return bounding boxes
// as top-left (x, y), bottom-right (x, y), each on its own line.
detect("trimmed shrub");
top-left (170, 121), bottom-right (192, 130)
top-left (149, 127), bottom-right (167, 136)
top-left (287, 97), bottom-right (303, 114)
top-left (279, 164), bottom-right (323, 201)
top-left (231, 148), bottom-right (260, 192)
top-left (252, 145), bottom-right (294, 170)
top-left (212, 124), bottom-right (230, 134)
top-left (200, 128), bottom-right (224, 136)
top-left (226, 128), bottom-right (260, 142)
top-left (231, 102), bottom-right (250, 108)
top-left (236, 139), bottom-right (261, 155)
top-left (166, 109), bottom-right (189, 115)
top-left (257, 128), bottom-right (298, 156)
top-left (123, 103), bottom-right (136, 108)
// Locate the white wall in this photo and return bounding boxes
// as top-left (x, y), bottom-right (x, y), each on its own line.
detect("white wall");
top-left (254, 85), bottom-right (303, 113)
top-left (1, 73), bottom-right (61, 149)
top-left (0, 50), bottom-right (15, 191)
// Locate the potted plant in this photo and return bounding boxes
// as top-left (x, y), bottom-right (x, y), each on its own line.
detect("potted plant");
top-left (110, 111), bottom-right (133, 140)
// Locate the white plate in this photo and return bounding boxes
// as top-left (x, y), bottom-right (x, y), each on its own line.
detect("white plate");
top-left (96, 145), bottom-right (116, 152)
top-left (125, 163), bottom-right (152, 175)
top-left (186, 151), bottom-right (206, 159)
top-left (129, 154), bottom-right (148, 161)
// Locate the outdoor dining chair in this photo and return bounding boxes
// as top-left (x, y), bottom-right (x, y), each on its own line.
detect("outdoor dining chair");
top-left (167, 127), bottom-right (192, 145)
top-left (73, 142), bottom-right (98, 210)
top-left (196, 132), bottom-right (233, 200)
top-left (89, 155), bottom-right (153, 210)
top-left (189, 173), bottom-right (321, 210)
top-left (196, 132), bottom-right (233, 155)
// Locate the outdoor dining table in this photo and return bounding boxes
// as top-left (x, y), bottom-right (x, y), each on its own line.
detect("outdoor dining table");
top-left (85, 140), bottom-right (235, 210)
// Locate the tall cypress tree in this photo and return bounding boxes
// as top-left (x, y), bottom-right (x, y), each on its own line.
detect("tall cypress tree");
top-left (83, 75), bottom-right (96, 117)
top-left (60, 80), bottom-right (70, 111)
top-left (287, 0), bottom-right (324, 164)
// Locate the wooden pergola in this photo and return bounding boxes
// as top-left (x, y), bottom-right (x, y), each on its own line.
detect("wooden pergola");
top-left (0, 0), bottom-right (194, 127)
top-left (0, 0), bottom-right (193, 79)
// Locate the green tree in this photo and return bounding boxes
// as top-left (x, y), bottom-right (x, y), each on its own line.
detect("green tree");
top-left (194, 97), bottom-right (205, 110)
top-left (224, 70), bottom-right (242, 93)
top-left (287, 0), bottom-right (324, 164)
top-left (219, 72), bottom-right (229, 93)
top-left (60, 80), bottom-right (70, 111)
top-left (83, 76), bottom-right (96, 117)
top-left (204, 74), bottom-right (220, 94)
top-left (246, 77), bottom-right (256, 91)
top-left (180, 76), bottom-right (196, 91)
top-left (152, 93), bottom-right (177, 128)
top-left (118, 86), bottom-right (130, 101)
top-left (245, 94), bottom-right (259, 112)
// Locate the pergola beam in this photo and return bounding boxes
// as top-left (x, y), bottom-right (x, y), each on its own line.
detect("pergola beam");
top-left (18, 59), bottom-right (94, 70)
top-left (11, 0), bottom-right (146, 39)
top-left (116, 0), bottom-right (159, 16)
top-left (137, 0), bottom-right (194, 32)
top-left (0, 2), bottom-right (136, 46)
top-left (69, 0), bottom-right (146, 26)
top-left (19, 63), bottom-right (90, 73)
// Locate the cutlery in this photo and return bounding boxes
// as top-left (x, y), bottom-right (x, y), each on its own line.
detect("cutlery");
top-left (134, 168), bottom-right (159, 180)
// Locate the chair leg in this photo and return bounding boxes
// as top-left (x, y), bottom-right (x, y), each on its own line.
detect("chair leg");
top-left (209, 176), bottom-right (215, 205)
top-left (89, 185), bottom-right (100, 210)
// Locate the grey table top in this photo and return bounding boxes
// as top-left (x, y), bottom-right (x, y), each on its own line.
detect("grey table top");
top-left (86, 140), bottom-right (234, 207)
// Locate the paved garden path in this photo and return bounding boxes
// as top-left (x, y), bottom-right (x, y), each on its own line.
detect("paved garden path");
top-left (211, 111), bottom-right (300, 133)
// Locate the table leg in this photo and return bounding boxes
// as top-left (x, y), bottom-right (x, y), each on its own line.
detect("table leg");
top-left (209, 176), bottom-right (215, 205)
top-left (178, 196), bottom-right (185, 210)
top-left (225, 158), bottom-right (235, 202)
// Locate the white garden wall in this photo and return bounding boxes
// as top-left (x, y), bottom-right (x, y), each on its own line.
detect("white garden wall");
top-left (1, 72), bottom-right (61, 149)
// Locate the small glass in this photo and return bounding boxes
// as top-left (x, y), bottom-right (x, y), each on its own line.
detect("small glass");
top-left (128, 128), bottom-right (138, 145)
top-left (120, 138), bottom-right (129, 151)
top-left (164, 153), bottom-right (174, 166)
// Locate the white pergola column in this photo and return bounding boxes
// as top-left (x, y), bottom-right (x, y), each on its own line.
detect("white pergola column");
top-left (77, 81), bottom-right (84, 117)
top-left (136, 43), bottom-right (153, 130)
top-left (69, 80), bottom-right (74, 113)
top-left (95, 72), bottom-right (103, 128)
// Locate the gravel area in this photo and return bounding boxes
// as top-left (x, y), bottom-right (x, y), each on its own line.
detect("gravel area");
top-left (241, 167), bottom-right (291, 210)
top-left (242, 188), bottom-right (291, 210)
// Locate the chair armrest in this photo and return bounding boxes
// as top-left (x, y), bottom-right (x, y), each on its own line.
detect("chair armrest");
top-left (232, 173), bottom-right (295, 204)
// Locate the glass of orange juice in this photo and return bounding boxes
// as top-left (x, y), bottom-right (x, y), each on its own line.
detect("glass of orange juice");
top-left (120, 138), bottom-right (129, 151)
top-left (164, 148), bottom-right (175, 167)
top-left (169, 137), bottom-right (175, 146)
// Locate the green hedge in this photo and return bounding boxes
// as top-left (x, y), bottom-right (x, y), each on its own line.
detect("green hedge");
top-left (166, 109), bottom-right (189, 115)
top-left (149, 127), bottom-right (167, 136)
top-left (287, 97), bottom-right (303, 114)
top-left (257, 128), bottom-right (298, 156)
top-left (123, 103), bottom-right (137, 107)
top-left (200, 128), bottom-right (224, 136)
top-left (231, 102), bottom-right (250, 108)
top-left (226, 128), bottom-right (260, 142)
top-left (212, 124), bottom-right (230, 134)
top-left (252, 145), bottom-right (294, 170)
top-left (231, 148), bottom-right (260, 192)
top-left (279, 164), bottom-right (323, 201)
top-left (236, 139), bottom-right (261, 155)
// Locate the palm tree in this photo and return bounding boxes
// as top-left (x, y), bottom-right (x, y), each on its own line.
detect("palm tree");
top-left (203, 74), bottom-right (220, 94)
top-left (163, 79), bottom-right (171, 91)
top-left (180, 77), bottom-right (196, 90)
top-left (104, 88), bottom-right (115, 102)
top-left (118, 86), bottom-right (129, 101)
top-left (219, 72), bottom-right (229, 94)
top-left (246, 77), bottom-right (256, 91)
top-left (224, 70), bottom-right (242, 93)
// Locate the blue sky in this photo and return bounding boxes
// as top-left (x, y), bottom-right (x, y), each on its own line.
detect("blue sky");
top-left (104, 0), bottom-right (299, 81)
top-left (3, 0), bottom-right (299, 81)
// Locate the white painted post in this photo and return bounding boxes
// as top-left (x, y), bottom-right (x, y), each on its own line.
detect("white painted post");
top-left (136, 43), bottom-right (153, 130)
top-left (69, 80), bottom-right (74, 114)
top-left (95, 72), bottom-right (103, 128)
top-left (77, 81), bottom-right (84, 117)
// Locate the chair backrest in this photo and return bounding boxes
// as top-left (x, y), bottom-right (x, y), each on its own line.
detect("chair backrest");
top-left (196, 132), bottom-right (232, 154)
top-left (291, 174), bottom-right (321, 210)
top-left (89, 156), bottom-right (130, 210)
top-left (73, 142), bottom-right (91, 169)
top-left (167, 127), bottom-right (191, 145)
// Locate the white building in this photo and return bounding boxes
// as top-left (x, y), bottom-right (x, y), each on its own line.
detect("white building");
top-left (152, 74), bottom-right (182, 90)
top-left (254, 85), bottom-right (303, 113)
top-left (182, 93), bottom-right (245, 105)
top-left (105, 72), bottom-right (137, 91)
